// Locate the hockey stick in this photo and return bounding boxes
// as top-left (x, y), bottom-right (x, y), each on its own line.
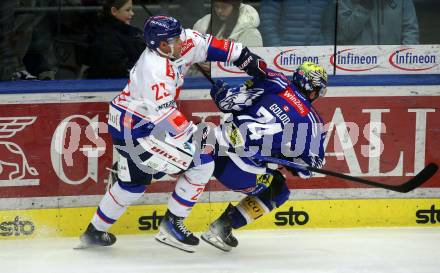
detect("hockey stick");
top-left (255, 155), bottom-right (438, 193)
top-left (195, 62), bottom-right (438, 192)
top-left (195, 63), bottom-right (215, 84)
top-left (163, 13), bottom-right (438, 193)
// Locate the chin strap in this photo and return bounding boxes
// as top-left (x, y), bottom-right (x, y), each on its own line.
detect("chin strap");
top-left (156, 47), bottom-right (174, 60)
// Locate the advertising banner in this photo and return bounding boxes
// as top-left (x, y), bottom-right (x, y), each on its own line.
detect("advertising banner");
top-left (212, 45), bottom-right (440, 76)
top-left (1, 199), bottom-right (439, 238)
top-left (0, 89), bottom-right (438, 203)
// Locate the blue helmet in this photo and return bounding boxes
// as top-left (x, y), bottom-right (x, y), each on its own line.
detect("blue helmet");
top-left (143, 16), bottom-right (182, 50)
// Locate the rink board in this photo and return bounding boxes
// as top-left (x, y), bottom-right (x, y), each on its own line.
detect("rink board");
top-left (0, 86), bottom-right (439, 202)
top-left (0, 77), bottom-right (439, 239)
top-left (1, 199), bottom-right (439, 239)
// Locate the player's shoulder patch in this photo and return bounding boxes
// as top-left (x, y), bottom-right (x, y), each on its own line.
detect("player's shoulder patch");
top-left (181, 38), bottom-right (195, 56)
top-left (244, 79), bottom-right (254, 89)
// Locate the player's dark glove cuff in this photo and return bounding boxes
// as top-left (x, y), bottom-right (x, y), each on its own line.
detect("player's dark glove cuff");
top-left (233, 47), bottom-right (267, 80)
top-left (273, 154), bottom-right (297, 176)
top-left (210, 79), bottom-right (227, 103)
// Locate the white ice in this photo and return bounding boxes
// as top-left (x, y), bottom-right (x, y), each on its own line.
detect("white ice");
top-left (1, 228), bottom-right (439, 273)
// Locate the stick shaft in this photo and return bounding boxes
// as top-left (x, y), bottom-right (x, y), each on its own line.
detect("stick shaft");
top-left (256, 155), bottom-right (437, 193)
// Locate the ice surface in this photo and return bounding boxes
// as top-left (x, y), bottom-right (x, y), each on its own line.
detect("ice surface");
top-left (0, 228), bottom-right (439, 273)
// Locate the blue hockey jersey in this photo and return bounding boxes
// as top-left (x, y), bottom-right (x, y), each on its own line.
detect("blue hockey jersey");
top-left (212, 69), bottom-right (325, 177)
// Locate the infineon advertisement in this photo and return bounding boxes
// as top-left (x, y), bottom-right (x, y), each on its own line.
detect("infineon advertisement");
top-left (212, 45), bottom-right (440, 76)
top-left (0, 45), bottom-right (439, 239)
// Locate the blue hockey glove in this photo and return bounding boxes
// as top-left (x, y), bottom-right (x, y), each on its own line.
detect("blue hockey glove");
top-left (287, 157), bottom-right (313, 179)
top-left (233, 47), bottom-right (267, 80)
top-left (210, 79), bottom-right (229, 102)
top-left (275, 154), bottom-right (314, 179)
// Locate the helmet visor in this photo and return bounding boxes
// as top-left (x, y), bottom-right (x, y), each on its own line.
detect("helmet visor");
top-left (166, 29), bottom-right (186, 47)
top-left (319, 86), bottom-right (327, 97)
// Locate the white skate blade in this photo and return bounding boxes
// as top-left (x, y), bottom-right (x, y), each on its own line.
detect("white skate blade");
top-left (73, 240), bottom-right (94, 250)
top-left (74, 235), bottom-right (111, 250)
top-left (73, 239), bottom-right (115, 250)
top-left (155, 230), bottom-right (196, 253)
top-left (201, 230), bottom-right (232, 252)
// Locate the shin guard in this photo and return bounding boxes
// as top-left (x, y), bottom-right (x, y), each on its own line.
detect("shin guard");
top-left (168, 160), bottom-right (214, 217)
top-left (91, 181), bottom-right (146, 231)
top-left (234, 196), bottom-right (271, 228)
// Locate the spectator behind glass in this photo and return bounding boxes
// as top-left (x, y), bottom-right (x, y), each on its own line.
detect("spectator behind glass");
top-left (189, 0), bottom-right (262, 76)
top-left (0, 0), bottom-right (23, 81)
top-left (85, 0), bottom-right (146, 79)
top-left (193, 0), bottom-right (263, 46)
top-left (322, 0), bottom-right (419, 45)
top-left (0, 0), bottom-right (56, 81)
top-left (156, 0), bottom-right (209, 29)
top-left (259, 0), bottom-right (329, 46)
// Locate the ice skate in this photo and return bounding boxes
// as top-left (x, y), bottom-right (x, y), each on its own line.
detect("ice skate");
top-left (201, 204), bottom-right (238, 252)
top-left (155, 210), bottom-right (199, 253)
top-left (75, 223), bottom-right (116, 249)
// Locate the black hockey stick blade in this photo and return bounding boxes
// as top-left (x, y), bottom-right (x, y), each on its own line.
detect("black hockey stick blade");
top-left (257, 156), bottom-right (438, 193)
top-left (308, 162), bottom-right (438, 193)
top-left (394, 163), bottom-right (438, 193)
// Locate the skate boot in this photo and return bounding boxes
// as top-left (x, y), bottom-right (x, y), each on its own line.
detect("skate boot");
top-left (155, 210), bottom-right (199, 253)
top-left (201, 203), bottom-right (238, 252)
top-left (75, 223), bottom-right (116, 249)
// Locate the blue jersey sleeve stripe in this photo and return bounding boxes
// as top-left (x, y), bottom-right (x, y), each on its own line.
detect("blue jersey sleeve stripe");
top-left (307, 113), bottom-right (318, 138)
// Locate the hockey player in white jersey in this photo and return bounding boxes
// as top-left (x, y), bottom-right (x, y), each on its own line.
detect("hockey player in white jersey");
top-left (78, 15), bottom-right (267, 252)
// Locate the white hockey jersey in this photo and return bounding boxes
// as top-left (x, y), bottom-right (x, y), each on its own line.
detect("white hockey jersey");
top-left (108, 29), bottom-right (243, 141)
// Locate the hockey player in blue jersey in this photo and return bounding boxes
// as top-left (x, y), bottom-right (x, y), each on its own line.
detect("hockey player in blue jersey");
top-left (200, 61), bottom-right (328, 251)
